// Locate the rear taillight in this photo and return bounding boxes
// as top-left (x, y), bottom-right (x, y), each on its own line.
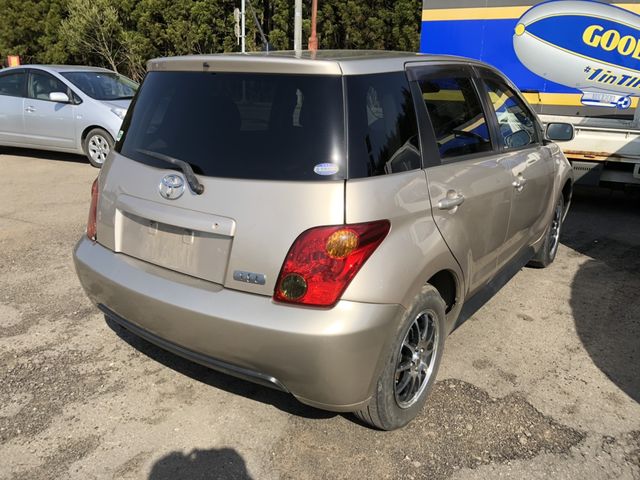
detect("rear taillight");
top-left (86, 178), bottom-right (99, 241)
top-left (274, 220), bottom-right (391, 308)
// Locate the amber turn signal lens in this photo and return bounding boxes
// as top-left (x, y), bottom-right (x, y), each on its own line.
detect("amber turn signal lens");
top-left (273, 220), bottom-right (390, 308)
top-left (325, 229), bottom-right (359, 259)
top-left (279, 273), bottom-right (308, 300)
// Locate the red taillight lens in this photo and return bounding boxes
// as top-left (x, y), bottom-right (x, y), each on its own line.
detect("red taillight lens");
top-left (86, 178), bottom-right (99, 241)
top-left (274, 220), bottom-right (391, 308)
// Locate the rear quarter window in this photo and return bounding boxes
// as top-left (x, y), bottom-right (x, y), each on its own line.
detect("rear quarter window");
top-left (117, 71), bottom-right (345, 181)
top-left (347, 72), bottom-right (421, 178)
top-left (0, 71), bottom-right (26, 97)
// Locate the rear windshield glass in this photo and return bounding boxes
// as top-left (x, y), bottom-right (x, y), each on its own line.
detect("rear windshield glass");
top-left (117, 71), bottom-right (345, 181)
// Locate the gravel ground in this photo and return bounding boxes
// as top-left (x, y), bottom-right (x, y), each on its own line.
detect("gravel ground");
top-left (0, 150), bottom-right (638, 480)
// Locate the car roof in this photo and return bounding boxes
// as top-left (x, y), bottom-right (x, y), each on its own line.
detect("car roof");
top-left (147, 49), bottom-right (489, 76)
top-left (2, 65), bottom-right (115, 74)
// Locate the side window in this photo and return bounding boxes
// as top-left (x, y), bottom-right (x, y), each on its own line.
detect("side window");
top-left (419, 75), bottom-right (492, 160)
top-left (29, 71), bottom-right (69, 101)
top-left (347, 72), bottom-right (421, 178)
top-left (0, 71), bottom-right (26, 97)
top-left (482, 77), bottom-right (539, 149)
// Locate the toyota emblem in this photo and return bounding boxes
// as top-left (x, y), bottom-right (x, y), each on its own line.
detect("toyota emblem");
top-left (159, 174), bottom-right (185, 200)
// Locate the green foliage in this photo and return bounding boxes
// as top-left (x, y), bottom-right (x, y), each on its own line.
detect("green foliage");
top-left (131, 0), bottom-right (238, 56)
top-left (314, 0), bottom-right (421, 50)
top-left (0, 0), bottom-right (69, 64)
top-left (61, 0), bottom-right (125, 72)
top-left (0, 0), bottom-right (422, 76)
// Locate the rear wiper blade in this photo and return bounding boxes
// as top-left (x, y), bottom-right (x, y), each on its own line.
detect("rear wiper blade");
top-left (137, 149), bottom-right (204, 195)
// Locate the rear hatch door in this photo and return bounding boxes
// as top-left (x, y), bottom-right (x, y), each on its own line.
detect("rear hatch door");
top-left (96, 68), bottom-right (346, 296)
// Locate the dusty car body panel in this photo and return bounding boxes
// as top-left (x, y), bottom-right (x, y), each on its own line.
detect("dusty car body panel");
top-left (74, 237), bottom-right (403, 410)
top-left (74, 50), bottom-right (573, 412)
top-left (97, 153), bottom-right (346, 296)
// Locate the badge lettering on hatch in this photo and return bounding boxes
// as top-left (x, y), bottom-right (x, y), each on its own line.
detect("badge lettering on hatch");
top-left (233, 270), bottom-right (266, 285)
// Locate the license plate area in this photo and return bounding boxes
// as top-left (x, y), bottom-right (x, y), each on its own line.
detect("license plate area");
top-left (118, 211), bottom-right (231, 284)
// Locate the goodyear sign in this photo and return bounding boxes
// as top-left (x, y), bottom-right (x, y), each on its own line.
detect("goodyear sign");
top-left (421, 0), bottom-right (640, 114)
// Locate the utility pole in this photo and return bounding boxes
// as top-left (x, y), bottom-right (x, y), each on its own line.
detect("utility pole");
top-left (309, 0), bottom-right (318, 52)
top-left (241, 0), bottom-right (246, 53)
top-left (294, 0), bottom-right (302, 55)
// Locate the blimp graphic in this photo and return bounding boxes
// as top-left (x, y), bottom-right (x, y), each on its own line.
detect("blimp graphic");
top-left (514, 0), bottom-right (640, 108)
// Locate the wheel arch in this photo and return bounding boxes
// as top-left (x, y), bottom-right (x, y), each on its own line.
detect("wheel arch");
top-left (426, 270), bottom-right (458, 314)
top-left (424, 267), bottom-right (464, 335)
top-left (81, 125), bottom-right (113, 144)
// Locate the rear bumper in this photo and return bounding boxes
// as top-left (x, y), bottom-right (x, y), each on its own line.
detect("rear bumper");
top-left (73, 237), bottom-right (404, 411)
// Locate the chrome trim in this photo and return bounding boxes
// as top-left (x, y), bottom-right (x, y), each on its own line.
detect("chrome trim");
top-left (159, 173), bottom-right (185, 200)
top-left (233, 270), bottom-right (267, 285)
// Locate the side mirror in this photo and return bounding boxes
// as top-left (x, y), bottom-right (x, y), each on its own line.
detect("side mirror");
top-left (49, 91), bottom-right (70, 103)
top-left (546, 122), bottom-right (574, 142)
top-left (504, 129), bottom-right (531, 149)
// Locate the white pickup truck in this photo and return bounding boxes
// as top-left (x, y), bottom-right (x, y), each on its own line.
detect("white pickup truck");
top-left (421, 0), bottom-right (640, 187)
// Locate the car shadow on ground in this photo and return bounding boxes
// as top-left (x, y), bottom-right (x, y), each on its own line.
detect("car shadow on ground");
top-left (105, 317), bottom-right (337, 421)
top-left (562, 186), bottom-right (640, 403)
top-left (148, 448), bottom-right (253, 480)
top-left (0, 147), bottom-right (88, 165)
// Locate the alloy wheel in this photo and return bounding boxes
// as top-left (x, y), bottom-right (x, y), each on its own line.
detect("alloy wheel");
top-left (394, 309), bottom-right (440, 408)
top-left (549, 201), bottom-right (563, 258)
top-left (88, 134), bottom-right (110, 165)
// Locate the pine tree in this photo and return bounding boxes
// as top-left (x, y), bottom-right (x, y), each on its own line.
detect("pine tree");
top-left (0, 0), bottom-right (422, 76)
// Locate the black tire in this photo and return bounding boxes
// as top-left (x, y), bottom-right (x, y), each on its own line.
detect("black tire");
top-left (528, 195), bottom-right (565, 268)
top-left (83, 128), bottom-right (114, 168)
top-left (354, 285), bottom-right (446, 430)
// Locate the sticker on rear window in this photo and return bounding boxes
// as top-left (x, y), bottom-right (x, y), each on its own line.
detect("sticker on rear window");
top-left (314, 163), bottom-right (339, 176)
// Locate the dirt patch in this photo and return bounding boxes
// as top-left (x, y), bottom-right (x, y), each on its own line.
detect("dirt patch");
top-left (114, 451), bottom-right (154, 479)
top-left (271, 379), bottom-right (585, 480)
top-left (2, 152), bottom-right (639, 480)
top-left (0, 222), bottom-right (93, 340)
top-left (0, 347), bottom-right (116, 443)
top-left (12, 435), bottom-right (101, 480)
top-left (624, 431), bottom-right (640, 469)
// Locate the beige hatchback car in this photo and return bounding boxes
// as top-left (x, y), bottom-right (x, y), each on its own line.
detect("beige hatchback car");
top-left (74, 51), bottom-right (573, 430)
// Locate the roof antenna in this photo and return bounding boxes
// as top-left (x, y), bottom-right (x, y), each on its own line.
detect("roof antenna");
top-left (241, 0), bottom-right (246, 53)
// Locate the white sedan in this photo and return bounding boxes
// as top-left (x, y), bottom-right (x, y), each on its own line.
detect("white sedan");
top-left (0, 65), bottom-right (138, 167)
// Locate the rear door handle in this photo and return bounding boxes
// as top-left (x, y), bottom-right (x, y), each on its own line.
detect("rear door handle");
top-left (438, 193), bottom-right (465, 210)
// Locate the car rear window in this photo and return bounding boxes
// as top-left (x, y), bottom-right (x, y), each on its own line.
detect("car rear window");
top-left (117, 71), bottom-right (345, 181)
